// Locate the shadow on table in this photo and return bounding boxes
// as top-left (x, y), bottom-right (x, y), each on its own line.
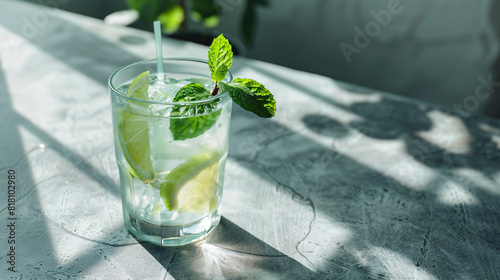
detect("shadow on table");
top-left (142, 217), bottom-right (317, 279)
top-left (308, 97), bottom-right (500, 271)
top-left (343, 95), bottom-right (500, 177)
top-left (238, 62), bottom-right (500, 278)
top-left (0, 54), bottom-right (66, 277)
top-left (0, 41), bottom-right (127, 280)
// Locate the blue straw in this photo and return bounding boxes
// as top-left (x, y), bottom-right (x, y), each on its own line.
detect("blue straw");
top-left (153, 21), bottom-right (164, 78)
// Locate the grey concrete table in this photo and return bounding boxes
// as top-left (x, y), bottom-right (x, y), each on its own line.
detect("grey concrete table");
top-left (1, 1), bottom-right (500, 279)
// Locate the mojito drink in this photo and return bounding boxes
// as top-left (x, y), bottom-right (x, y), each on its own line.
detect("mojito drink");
top-left (109, 35), bottom-right (275, 246)
top-left (109, 59), bottom-right (232, 246)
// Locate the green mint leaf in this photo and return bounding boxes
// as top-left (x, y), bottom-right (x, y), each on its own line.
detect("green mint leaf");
top-left (170, 111), bottom-right (222, 140)
top-left (172, 83), bottom-right (211, 102)
top-left (170, 83), bottom-right (221, 140)
top-left (208, 34), bottom-right (233, 82)
top-left (220, 78), bottom-right (276, 118)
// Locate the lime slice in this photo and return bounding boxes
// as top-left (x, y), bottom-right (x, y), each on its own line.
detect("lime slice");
top-left (117, 71), bottom-right (156, 182)
top-left (174, 160), bottom-right (220, 212)
top-left (126, 71), bottom-right (150, 100)
top-left (152, 201), bottom-right (161, 213)
top-left (160, 151), bottom-right (221, 212)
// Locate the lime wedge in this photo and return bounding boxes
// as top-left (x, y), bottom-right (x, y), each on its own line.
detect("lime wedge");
top-left (160, 151), bottom-right (221, 212)
top-left (127, 71), bottom-right (150, 100)
top-left (152, 201), bottom-right (161, 213)
top-left (117, 71), bottom-right (156, 182)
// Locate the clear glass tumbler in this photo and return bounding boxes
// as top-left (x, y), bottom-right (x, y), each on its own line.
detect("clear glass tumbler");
top-left (108, 58), bottom-right (232, 246)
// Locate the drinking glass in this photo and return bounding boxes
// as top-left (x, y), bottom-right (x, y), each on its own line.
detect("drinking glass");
top-left (108, 58), bottom-right (232, 246)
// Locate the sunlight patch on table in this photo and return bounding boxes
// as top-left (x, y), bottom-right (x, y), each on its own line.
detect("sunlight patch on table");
top-left (336, 135), bottom-right (436, 191)
top-left (330, 81), bottom-right (385, 106)
top-left (492, 135), bottom-right (500, 149)
top-left (0, 26), bottom-right (24, 56)
top-left (297, 214), bottom-right (354, 274)
top-left (223, 159), bottom-right (317, 254)
top-left (478, 123), bottom-right (500, 134)
top-left (279, 110), bottom-right (437, 191)
top-left (195, 242), bottom-right (283, 278)
top-left (417, 110), bottom-right (471, 155)
top-left (222, 159), bottom-right (350, 273)
top-left (368, 246), bottom-right (439, 280)
top-left (435, 181), bottom-right (479, 206)
top-left (455, 168), bottom-right (500, 196)
top-left (381, 154), bottom-right (436, 191)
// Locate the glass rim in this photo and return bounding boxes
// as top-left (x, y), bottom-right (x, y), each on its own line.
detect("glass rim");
top-left (108, 57), bottom-right (232, 106)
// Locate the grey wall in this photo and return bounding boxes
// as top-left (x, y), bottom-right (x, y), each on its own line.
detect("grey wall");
top-left (215, 0), bottom-right (500, 118)
top-left (26, 0), bottom-right (500, 117)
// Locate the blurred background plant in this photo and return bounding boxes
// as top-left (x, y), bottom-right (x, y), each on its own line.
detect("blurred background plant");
top-left (126, 0), bottom-right (268, 47)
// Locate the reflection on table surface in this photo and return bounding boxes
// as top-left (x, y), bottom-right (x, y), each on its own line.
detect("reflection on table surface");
top-left (0, 1), bottom-right (499, 279)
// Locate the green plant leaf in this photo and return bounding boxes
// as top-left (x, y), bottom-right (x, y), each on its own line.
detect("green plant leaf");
top-left (201, 14), bottom-right (220, 28)
top-left (170, 83), bottom-right (222, 140)
top-left (158, 4), bottom-right (184, 34)
top-left (127, 0), bottom-right (147, 12)
top-left (220, 78), bottom-right (276, 118)
top-left (191, 0), bottom-right (218, 18)
top-left (208, 34), bottom-right (233, 83)
top-left (128, 0), bottom-right (173, 23)
top-left (191, 0), bottom-right (220, 28)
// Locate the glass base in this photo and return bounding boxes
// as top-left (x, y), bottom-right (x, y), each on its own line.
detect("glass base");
top-left (124, 209), bottom-right (221, 246)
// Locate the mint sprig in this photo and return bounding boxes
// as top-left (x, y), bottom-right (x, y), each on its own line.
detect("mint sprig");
top-left (170, 34), bottom-right (276, 140)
